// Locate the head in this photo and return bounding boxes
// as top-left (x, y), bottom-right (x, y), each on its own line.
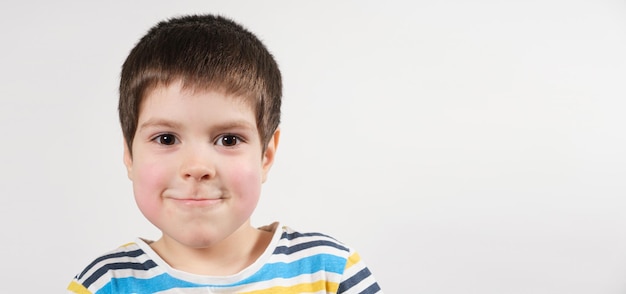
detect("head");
top-left (119, 14), bottom-right (281, 156)
top-left (118, 14), bottom-right (282, 250)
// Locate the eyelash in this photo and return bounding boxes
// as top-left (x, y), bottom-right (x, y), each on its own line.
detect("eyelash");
top-left (216, 134), bottom-right (245, 147)
top-left (150, 133), bottom-right (245, 147)
top-left (152, 133), bottom-right (179, 145)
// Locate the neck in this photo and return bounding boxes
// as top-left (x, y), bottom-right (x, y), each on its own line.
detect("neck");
top-left (150, 221), bottom-right (273, 276)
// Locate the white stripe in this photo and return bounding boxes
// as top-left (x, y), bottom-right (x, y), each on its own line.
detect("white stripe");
top-left (79, 244), bottom-right (164, 291)
top-left (149, 271), bottom-right (342, 293)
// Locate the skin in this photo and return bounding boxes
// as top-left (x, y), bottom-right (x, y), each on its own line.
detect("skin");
top-left (123, 80), bottom-right (279, 275)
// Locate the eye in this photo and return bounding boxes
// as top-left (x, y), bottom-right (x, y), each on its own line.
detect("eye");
top-left (153, 134), bottom-right (179, 145)
top-left (216, 135), bottom-right (243, 147)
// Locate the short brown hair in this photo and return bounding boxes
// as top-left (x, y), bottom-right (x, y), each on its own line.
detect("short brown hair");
top-left (119, 14), bottom-right (282, 154)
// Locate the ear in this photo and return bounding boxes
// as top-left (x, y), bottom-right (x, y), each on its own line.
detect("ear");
top-left (123, 139), bottom-right (134, 181)
top-left (261, 128), bottom-right (280, 183)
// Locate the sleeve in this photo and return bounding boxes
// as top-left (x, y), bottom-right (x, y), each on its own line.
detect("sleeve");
top-left (67, 278), bottom-right (93, 294)
top-left (337, 249), bottom-right (383, 294)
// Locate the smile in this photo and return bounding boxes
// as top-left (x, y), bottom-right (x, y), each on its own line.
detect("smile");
top-left (167, 197), bottom-right (224, 207)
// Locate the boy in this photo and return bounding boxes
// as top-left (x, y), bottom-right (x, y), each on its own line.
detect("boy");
top-left (68, 14), bottom-right (382, 293)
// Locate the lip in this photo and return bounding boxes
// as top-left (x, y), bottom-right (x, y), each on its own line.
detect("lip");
top-left (167, 198), bottom-right (224, 207)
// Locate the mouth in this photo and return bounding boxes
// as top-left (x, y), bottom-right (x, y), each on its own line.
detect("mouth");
top-left (168, 197), bottom-right (224, 207)
top-left (164, 188), bottom-right (225, 207)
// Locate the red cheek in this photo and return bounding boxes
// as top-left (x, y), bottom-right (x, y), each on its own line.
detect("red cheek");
top-left (133, 163), bottom-right (168, 219)
top-left (229, 163), bottom-right (262, 210)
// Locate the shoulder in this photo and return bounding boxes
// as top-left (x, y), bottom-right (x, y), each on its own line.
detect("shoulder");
top-left (269, 225), bottom-right (355, 277)
top-left (269, 226), bottom-right (383, 293)
top-left (276, 225), bottom-right (352, 256)
top-left (68, 240), bottom-right (159, 293)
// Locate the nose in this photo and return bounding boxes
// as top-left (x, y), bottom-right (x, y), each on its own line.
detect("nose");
top-left (180, 145), bottom-right (215, 181)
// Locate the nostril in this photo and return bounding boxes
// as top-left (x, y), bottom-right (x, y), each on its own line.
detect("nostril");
top-left (180, 150), bottom-right (215, 180)
top-left (182, 164), bottom-right (214, 181)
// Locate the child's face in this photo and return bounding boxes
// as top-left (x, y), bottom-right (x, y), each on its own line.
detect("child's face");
top-left (123, 81), bottom-right (278, 248)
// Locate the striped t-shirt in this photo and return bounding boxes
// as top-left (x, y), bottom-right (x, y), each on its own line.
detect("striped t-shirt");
top-left (68, 223), bottom-right (382, 293)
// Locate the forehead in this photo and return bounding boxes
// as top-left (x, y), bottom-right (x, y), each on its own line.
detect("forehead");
top-left (140, 80), bottom-right (255, 111)
top-left (138, 81), bottom-right (256, 121)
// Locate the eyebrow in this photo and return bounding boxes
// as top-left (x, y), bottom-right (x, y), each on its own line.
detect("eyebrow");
top-left (213, 120), bottom-right (256, 131)
top-left (137, 118), bottom-right (182, 132)
top-left (137, 118), bottom-right (256, 132)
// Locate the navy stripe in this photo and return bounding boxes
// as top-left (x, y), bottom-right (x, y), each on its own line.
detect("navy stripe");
top-left (361, 282), bottom-right (382, 294)
top-left (96, 253), bottom-right (349, 292)
top-left (283, 231), bottom-right (335, 240)
top-left (83, 260), bottom-right (158, 288)
top-left (273, 240), bottom-right (349, 255)
top-left (77, 249), bottom-right (145, 280)
top-left (337, 267), bottom-right (372, 293)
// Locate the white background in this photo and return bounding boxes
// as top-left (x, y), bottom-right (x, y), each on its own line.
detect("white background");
top-left (1, 0), bottom-right (625, 293)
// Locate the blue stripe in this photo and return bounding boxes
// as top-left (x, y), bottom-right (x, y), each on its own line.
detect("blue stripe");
top-left (235, 253), bottom-right (347, 285)
top-left (95, 273), bottom-right (202, 294)
top-left (94, 253), bottom-right (347, 292)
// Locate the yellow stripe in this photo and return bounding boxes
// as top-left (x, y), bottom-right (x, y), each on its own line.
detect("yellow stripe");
top-left (67, 281), bottom-right (92, 294)
top-left (345, 252), bottom-right (361, 269)
top-left (240, 280), bottom-right (339, 294)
